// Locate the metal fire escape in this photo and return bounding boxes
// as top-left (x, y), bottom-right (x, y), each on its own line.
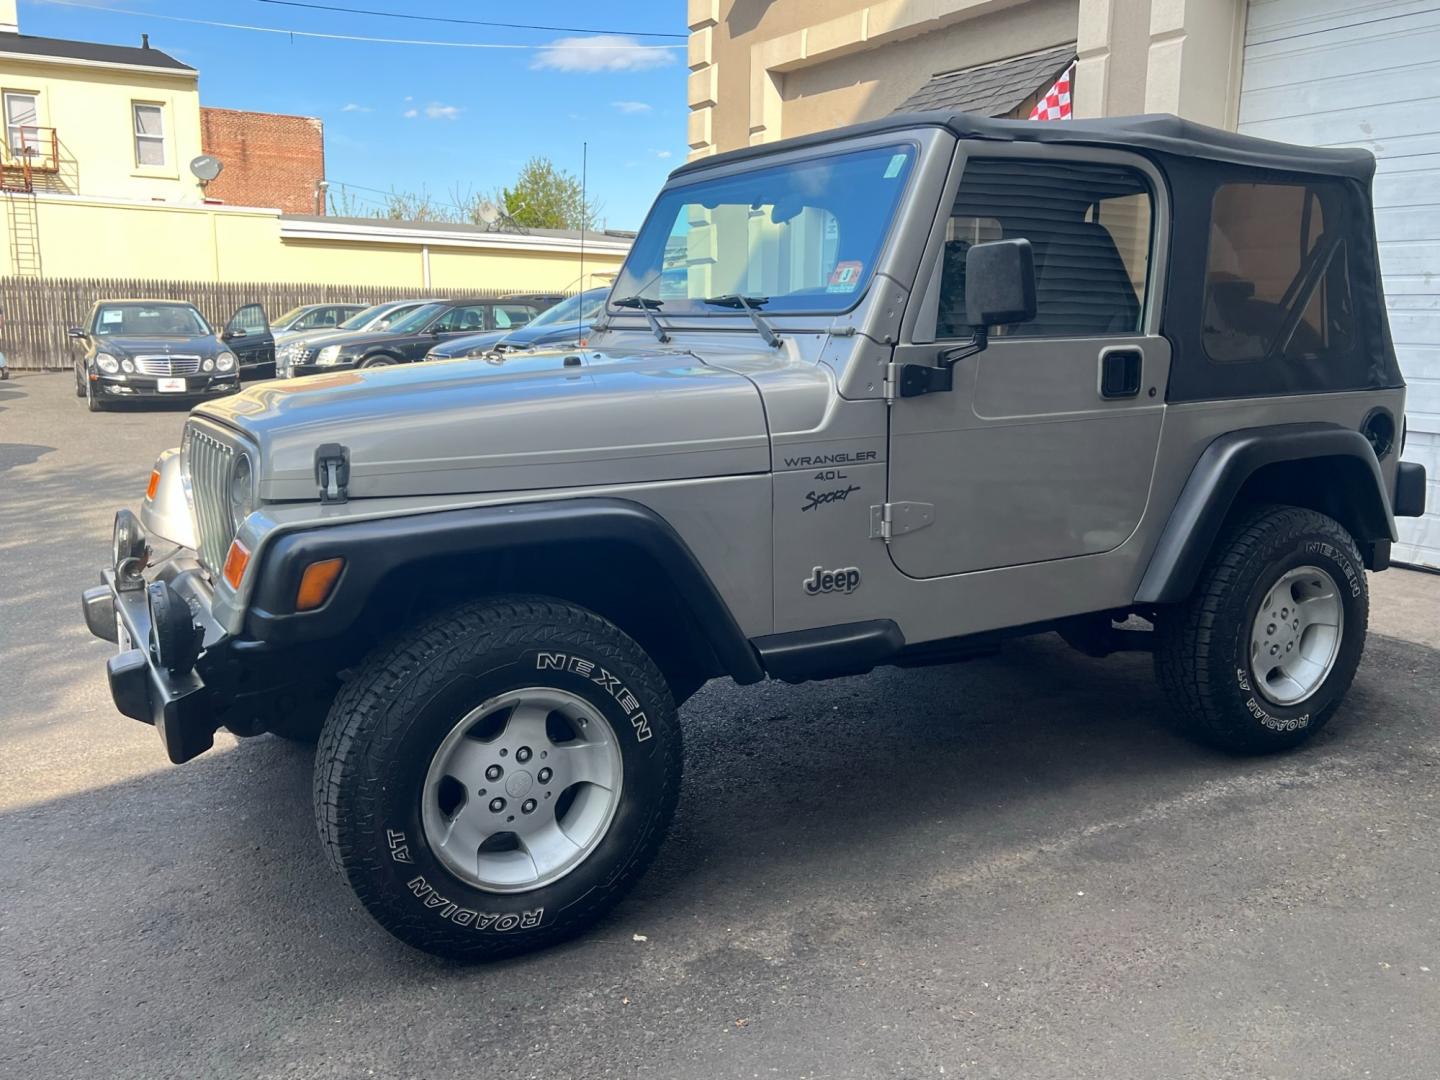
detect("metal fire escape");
top-left (2, 126), bottom-right (59, 277)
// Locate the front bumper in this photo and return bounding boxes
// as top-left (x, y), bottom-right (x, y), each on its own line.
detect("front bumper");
top-left (82, 560), bottom-right (226, 763)
top-left (93, 373), bottom-right (239, 399)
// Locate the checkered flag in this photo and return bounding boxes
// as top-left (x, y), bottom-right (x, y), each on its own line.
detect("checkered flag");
top-left (1028, 62), bottom-right (1074, 121)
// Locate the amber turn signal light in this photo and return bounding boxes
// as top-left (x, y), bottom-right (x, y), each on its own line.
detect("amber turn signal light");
top-left (222, 539), bottom-right (251, 590)
top-left (145, 469), bottom-right (161, 501)
top-left (295, 557), bottom-right (344, 611)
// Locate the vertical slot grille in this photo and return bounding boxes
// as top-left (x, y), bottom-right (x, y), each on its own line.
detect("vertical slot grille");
top-left (186, 425), bottom-right (236, 573)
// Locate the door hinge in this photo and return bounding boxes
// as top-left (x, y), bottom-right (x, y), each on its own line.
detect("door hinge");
top-left (869, 501), bottom-right (934, 541)
top-left (314, 442), bottom-right (350, 504)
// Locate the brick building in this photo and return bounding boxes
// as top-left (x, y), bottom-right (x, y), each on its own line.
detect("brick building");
top-left (199, 106), bottom-right (324, 214)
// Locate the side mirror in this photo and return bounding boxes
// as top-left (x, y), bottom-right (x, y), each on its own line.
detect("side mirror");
top-left (223, 328), bottom-right (247, 340)
top-left (894, 239), bottom-right (1037, 399)
top-left (964, 238), bottom-right (1037, 328)
top-left (67, 326), bottom-right (88, 340)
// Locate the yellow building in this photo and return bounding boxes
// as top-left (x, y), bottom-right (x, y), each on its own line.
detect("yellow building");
top-left (0, 1), bottom-right (625, 286)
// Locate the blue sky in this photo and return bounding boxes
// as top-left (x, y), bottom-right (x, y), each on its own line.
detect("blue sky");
top-left (22, 0), bottom-right (689, 228)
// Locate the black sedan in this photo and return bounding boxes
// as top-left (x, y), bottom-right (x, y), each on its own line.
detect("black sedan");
top-left (70, 300), bottom-right (240, 412)
top-left (286, 298), bottom-right (541, 377)
top-left (424, 287), bottom-right (610, 362)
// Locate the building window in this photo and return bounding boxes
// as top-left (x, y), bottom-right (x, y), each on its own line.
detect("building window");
top-left (1203, 182), bottom-right (1355, 365)
top-left (133, 102), bottom-right (166, 167)
top-left (4, 91), bottom-right (39, 160)
top-left (936, 158), bottom-right (1153, 339)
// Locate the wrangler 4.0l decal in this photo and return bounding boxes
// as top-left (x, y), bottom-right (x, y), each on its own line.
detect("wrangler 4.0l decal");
top-left (804, 566), bottom-right (861, 595)
top-left (782, 449), bottom-right (878, 469)
top-left (536, 652), bottom-right (652, 741)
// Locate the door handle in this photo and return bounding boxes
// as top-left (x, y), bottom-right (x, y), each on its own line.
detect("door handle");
top-left (1099, 347), bottom-right (1142, 399)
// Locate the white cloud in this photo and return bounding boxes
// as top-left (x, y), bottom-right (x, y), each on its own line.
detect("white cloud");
top-left (611, 100), bottom-right (652, 114)
top-left (654, 149), bottom-right (672, 159)
top-left (403, 108), bottom-right (418, 118)
top-left (532, 35), bottom-right (678, 73)
top-left (341, 103), bottom-right (371, 113)
top-left (403, 95), bottom-right (414, 102)
top-left (424, 102), bottom-right (461, 120)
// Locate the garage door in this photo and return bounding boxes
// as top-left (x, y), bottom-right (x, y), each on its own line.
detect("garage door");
top-left (1239, 0), bottom-right (1440, 567)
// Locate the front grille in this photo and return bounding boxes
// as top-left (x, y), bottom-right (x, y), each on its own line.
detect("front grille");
top-left (185, 424), bottom-right (237, 573)
top-left (135, 355), bottom-right (202, 376)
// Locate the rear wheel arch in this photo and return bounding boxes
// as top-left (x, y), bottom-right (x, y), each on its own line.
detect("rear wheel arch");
top-left (1137, 424), bottom-right (1395, 605)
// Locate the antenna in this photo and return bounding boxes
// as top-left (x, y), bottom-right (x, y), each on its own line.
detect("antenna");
top-left (579, 140), bottom-right (587, 343)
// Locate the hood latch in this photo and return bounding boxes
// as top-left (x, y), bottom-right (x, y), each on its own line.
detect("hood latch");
top-left (315, 443), bottom-right (350, 504)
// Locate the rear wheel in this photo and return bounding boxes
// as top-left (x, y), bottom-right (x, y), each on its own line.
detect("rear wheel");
top-left (1155, 504), bottom-right (1368, 754)
top-left (314, 595), bottom-right (681, 959)
top-left (74, 364), bottom-right (85, 397)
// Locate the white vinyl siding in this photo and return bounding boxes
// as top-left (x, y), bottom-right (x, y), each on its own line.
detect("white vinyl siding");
top-left (1241, 0), bottom-right (1440, 567)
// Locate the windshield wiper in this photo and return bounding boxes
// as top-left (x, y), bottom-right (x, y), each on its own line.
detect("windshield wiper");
top-left (612, 294), bottom-right (670, 343)
top-left (702, 294), bottom-right (781, 349)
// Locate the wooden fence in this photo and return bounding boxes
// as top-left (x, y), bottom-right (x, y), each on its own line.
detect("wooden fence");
top-left (0, 277), bottom-right (539, 370)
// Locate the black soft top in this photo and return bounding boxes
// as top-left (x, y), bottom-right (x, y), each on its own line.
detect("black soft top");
top-left (672, 111), bottom-right (1375, 182)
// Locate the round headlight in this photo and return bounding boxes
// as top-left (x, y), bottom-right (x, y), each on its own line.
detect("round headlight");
top-left (95, 353), bottom-right (120, 374)
top-left (120, 358), bottom-right (135, 374)
top-left (229, 452), bottom-right (257, 531)
top-left (202, 358), bottom-right (214, 372)
top-left (215, 351), bottom-right (237, 372)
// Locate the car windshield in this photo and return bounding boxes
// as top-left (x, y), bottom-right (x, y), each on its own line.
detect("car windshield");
top-left (92, 303), bottom-right (210, 337)
top-left (612, 143), bottom-right (916, 315)
top-left (385, 303), bottom-right (445, 334)
top-left (272, 306), bottom-right (308, 328)
top-left (529, 288), bottom-right (609, 328)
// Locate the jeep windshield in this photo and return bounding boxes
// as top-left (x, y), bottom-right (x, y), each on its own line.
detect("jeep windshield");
top-left (612, 143), bottom-right (916, 316)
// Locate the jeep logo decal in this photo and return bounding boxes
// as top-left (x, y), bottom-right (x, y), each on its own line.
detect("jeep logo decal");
top-left (804, 566), bottom-right (861, 595)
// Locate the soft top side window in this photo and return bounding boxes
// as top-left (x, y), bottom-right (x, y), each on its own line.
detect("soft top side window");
top-left (1203, 181), bottom-right (1355, 366)
top-left (935, 158), bottom-right (1153, 340)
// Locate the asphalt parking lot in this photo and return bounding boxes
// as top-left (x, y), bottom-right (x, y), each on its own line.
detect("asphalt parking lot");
top-left (3, 370), bottom-right (1438, 1080)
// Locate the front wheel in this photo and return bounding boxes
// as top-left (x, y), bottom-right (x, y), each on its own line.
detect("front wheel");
top-left (1155, 504), bottom-right (1369, 754)
top-left (314, 596), bottom-right (681, 959)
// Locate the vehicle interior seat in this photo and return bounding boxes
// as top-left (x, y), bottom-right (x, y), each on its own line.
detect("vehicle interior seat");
top-left (1023, 220), bottom-right (1140, 337)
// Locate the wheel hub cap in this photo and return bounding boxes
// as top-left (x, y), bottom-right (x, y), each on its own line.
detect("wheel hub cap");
top-left (421, 687), bottom-right (623, 893)
top-left (1249, 565), bottom-right (1345, 707)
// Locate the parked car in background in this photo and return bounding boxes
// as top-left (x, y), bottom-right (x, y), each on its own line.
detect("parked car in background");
top-left (220, 303), bottom-right (276, 379)
top-left (275, 299), bottom-right (445, 378)
top-left (498, 291), bottom-right (566, 311)
top-left (285, 297), bottom-right (542, 376)
top-left (271, 303), bottom-right (370, 346)
top-left (69, 299), bottom-right (239, 411)
top-left (424, 287), bottom-right (609, 363)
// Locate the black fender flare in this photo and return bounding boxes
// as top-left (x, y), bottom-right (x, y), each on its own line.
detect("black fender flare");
top-left (1135, 423), bottom-right (1396, 605)
top-left (243, 497), bottom-right (765, 684)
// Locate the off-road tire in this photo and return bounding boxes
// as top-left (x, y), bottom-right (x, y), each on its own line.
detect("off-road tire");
top-left (313, 595), bottom-right (681, 960)
top-left (1155, 504), bottom-right (1368, 754)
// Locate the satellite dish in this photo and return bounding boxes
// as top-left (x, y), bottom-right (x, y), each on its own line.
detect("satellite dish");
top-left (476, 200), bottom-right (500, 227)
top-left (189, 154), bottom-right (223, 183)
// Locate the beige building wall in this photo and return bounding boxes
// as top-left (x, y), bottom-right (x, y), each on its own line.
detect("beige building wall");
top-left (689, 0), bottom-right (1249, 159)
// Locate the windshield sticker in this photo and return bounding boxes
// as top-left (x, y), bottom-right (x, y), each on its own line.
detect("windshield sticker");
top-left (101, 309), bottom-right (123, 324)
top-left (827, 261), bottom-right (863, 293)
top-left (883, 153), bottom-right (908, 179)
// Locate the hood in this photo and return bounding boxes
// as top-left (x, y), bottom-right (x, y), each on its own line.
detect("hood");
top-left (195, 345), bottom-right (773, 500)
top-left (94, 334), bottom-right (222, 357)
top-left (429, 329), bottom-right (506, 358)
top-left (303, 328), bottom-right (423, 353)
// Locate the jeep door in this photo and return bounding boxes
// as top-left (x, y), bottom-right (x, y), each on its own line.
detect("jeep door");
top-left (885, 147), bottom-right (1172, 578)
top-left (223, 303), bottom-right (275, 376)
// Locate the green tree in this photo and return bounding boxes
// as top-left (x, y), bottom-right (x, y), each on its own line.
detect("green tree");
top-left (496, 156), bottom-right (600, 231)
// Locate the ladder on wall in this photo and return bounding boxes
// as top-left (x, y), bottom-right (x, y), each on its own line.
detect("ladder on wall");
top-left (5, 192), bottom-right (41, 277)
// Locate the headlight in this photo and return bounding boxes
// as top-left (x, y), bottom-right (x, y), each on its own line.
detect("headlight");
top-left (202, 358), bottom-right (214, 372)
top-left (316, 345), bottom-right (342, 366)
top-left (95, 353), bottom-right (120, 374)
top-left (229, 451), bottom-right (257, 531)
top-left (120, 358), bottom-right (134, 373)
top-left (215, 351), bottom-right (237, 372)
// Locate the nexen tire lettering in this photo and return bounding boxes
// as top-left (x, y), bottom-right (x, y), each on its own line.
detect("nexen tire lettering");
top-left (536, 652), bottom-right (652, 741)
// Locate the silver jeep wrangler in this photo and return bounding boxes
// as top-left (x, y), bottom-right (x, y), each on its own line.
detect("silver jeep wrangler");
top-left (83, 112), bottom-right (1427, 959)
